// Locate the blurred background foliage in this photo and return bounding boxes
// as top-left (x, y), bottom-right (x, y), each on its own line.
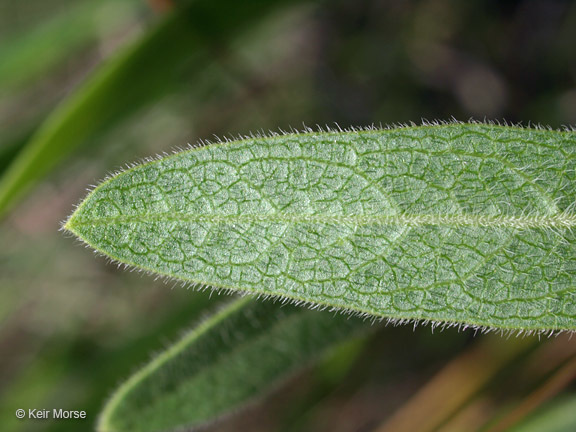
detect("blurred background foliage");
top-left (0, 0), bottom-right (575, 431)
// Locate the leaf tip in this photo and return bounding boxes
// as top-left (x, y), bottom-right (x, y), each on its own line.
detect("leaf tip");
top-left (60, 208), bottom-right (80, 237)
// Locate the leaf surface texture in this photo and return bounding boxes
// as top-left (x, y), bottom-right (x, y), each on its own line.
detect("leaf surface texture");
top-left (66, 124), bottom-right (576, 331)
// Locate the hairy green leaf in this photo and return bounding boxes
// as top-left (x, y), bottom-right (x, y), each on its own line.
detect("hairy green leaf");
top-left (65, 123), bottom-right (576, 332)
top-left (97, 297), bottom-right (368, 432)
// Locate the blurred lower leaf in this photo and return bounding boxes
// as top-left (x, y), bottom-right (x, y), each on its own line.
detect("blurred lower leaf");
top-left (98, 297), bottom-right (370, 432)
top-left (0, 0), bottom-right (312, 218)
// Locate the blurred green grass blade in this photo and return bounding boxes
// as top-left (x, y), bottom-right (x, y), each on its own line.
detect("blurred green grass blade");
top-left (0, 10), bottom-right (189, 217)
top-left (98, 297), bottom-right (368, 432)
top-left (508, 395), bottom-right (576, 432)
top-left (66, 123), bottom-right (576, 332)
top-left (0, 0), bottom-right (310, 218)
top-left (0, 137), bottom-right (25, 174)
top-left (0, 0), bottom-right (138, 94)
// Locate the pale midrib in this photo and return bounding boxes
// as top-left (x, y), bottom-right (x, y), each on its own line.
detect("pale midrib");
top-left (70, 212), bottom-right (576, 229)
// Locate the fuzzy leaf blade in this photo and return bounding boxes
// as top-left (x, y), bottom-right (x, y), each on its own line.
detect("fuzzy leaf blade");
top-left (66, 123), bottom-right (576, 331)
top-left (97, 297), bottom-right (368, 432)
